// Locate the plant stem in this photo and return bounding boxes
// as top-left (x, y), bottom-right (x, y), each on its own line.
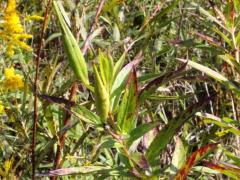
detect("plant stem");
top-left (53, 82), bottom-right (77, 172)
top-left (32, 0), bottom-right (52, 179)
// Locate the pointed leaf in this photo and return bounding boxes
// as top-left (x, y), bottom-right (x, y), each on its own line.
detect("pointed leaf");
top-left (127, 121), bottom-right (160, 147)
top-left (146, 96), bottom-right (213, 166)
top-left (177, 59), bottom-right (240, 96)
top-left (37, 166), bottom-right (111, 176)
top-left (174, 143), bottom-right (218, 180)
top-left (170, 138), bottom-right (188, 175)
top-left (117, 68), bottom-right (138, 133)
top-left (191, 2), bottom-right (228, 32)
top-left (75, 105), bottom-right (102, 125)
top-left (111, 55), bottom-right (141, 112)
top-left (196, 112), bottom-right (240, 137)
top-left (139, 63), bottom-right (186, 101)
top-left (203, 161), bottom-right (240, 179)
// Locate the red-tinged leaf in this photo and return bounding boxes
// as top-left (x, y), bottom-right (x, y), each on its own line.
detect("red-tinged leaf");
top-left (203, 161), bottom-right (240, 179)
top-left (174, 143), bottom-right (218, 180)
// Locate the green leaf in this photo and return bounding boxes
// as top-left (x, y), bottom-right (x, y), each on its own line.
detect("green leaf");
top-left (223, 149), bottom-right (240, 166)
top-left (192, 166), bottom-right (220, 174)
top-left (43, 106), bottom-right (58, 138)
top-left (196, 112), bottom-right (240, 136)
top-left (138, 73), bottom-right (161, 83)
top-left (234, 0), bottom-right (240, 14)
top-left (45, 32), bottom-right (62, 45)
top-left (147, 0), bottom-right (179, 28)
top-left (53, 1), bottom-right (89, 86)
top-left (111, 56), bottom-right (141, 112)
top-left (191, 2), bottom-right (229, 32)
top-left (113, 23), bottom-right (121, 42)
top-left (213, 27), bottom-right (233, 48)
top-left (112, 53), bottom-right (126, 85)
top-left (98, 139), bottom-right (123, 149)
top-left (177, 59), bottom-right (240, 96)
top-left (37, 166), bottom-right (112, 176)
top-left (218, 54), bottom-right (240, 74)
top-left (127, 121), bottom-right (160, 147)
top-left (170, 137), bottom-right (188, 175)
top-left (139, 64), bottom-right (186, 101)
top-left (117, 68), bottom-right (138, 133)
top-left (75, 105), bottom-right (102, 125)
top-left (146, 96), bottom-right (212, 166)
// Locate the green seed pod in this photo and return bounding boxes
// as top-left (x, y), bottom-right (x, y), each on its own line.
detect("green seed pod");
top-left (93, 64), bottom-right (110, 122)
top-left (54, 1), bottom-right (89, 86)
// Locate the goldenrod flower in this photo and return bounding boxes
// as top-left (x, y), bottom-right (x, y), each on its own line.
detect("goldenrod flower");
top-left (3, 67), bottom-right (24, 91)
top-left (25, 15), bottom-right (44, 21)
top-left (0, 159), bottom-right (13, 177)
top-left (0, 101), bottom-right (5, 114)
top-left (0, 0), bottom-right (32, 57)
top-left (4, 0), bottom-right (23, 33)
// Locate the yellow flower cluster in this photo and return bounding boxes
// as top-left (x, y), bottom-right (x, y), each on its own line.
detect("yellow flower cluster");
top-left (0, 159), bottom-right (13, 177)
top-left (3, 67), bottom-right (24, 91)
top-left (0, 101), bottom-right (5, 114)
top-left (0, 0), bottom-right (32, 57)
top-left (25, 15), bottom-right (44, 21)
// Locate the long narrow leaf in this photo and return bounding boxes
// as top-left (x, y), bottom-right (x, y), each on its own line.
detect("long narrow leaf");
top-left (177, 58), bottom-right (240, 96)
top-left (117, 68), bottom-right (138, 133)
top-left (146, 96), bottom-right (213, 166)
top-left (203, 161), bottom-right (240, 179)
top-left (111, 55), bottom-right (142, 112)
top-left (174, 144), bottom-right (218, 179)
top-left (127, 121), bottom-right (160, 147)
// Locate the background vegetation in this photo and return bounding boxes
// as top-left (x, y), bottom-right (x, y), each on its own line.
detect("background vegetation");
top-left (0, 0), bottom-right (240, 179)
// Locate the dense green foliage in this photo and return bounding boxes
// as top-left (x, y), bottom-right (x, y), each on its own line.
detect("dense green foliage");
top-left (1, 0), bottom-right (240, 179)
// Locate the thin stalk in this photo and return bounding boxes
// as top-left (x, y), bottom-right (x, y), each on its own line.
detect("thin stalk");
top-left (81, 0), bottom-right (105, 55)
top-left (32, 0), bottom-right (52, 179)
